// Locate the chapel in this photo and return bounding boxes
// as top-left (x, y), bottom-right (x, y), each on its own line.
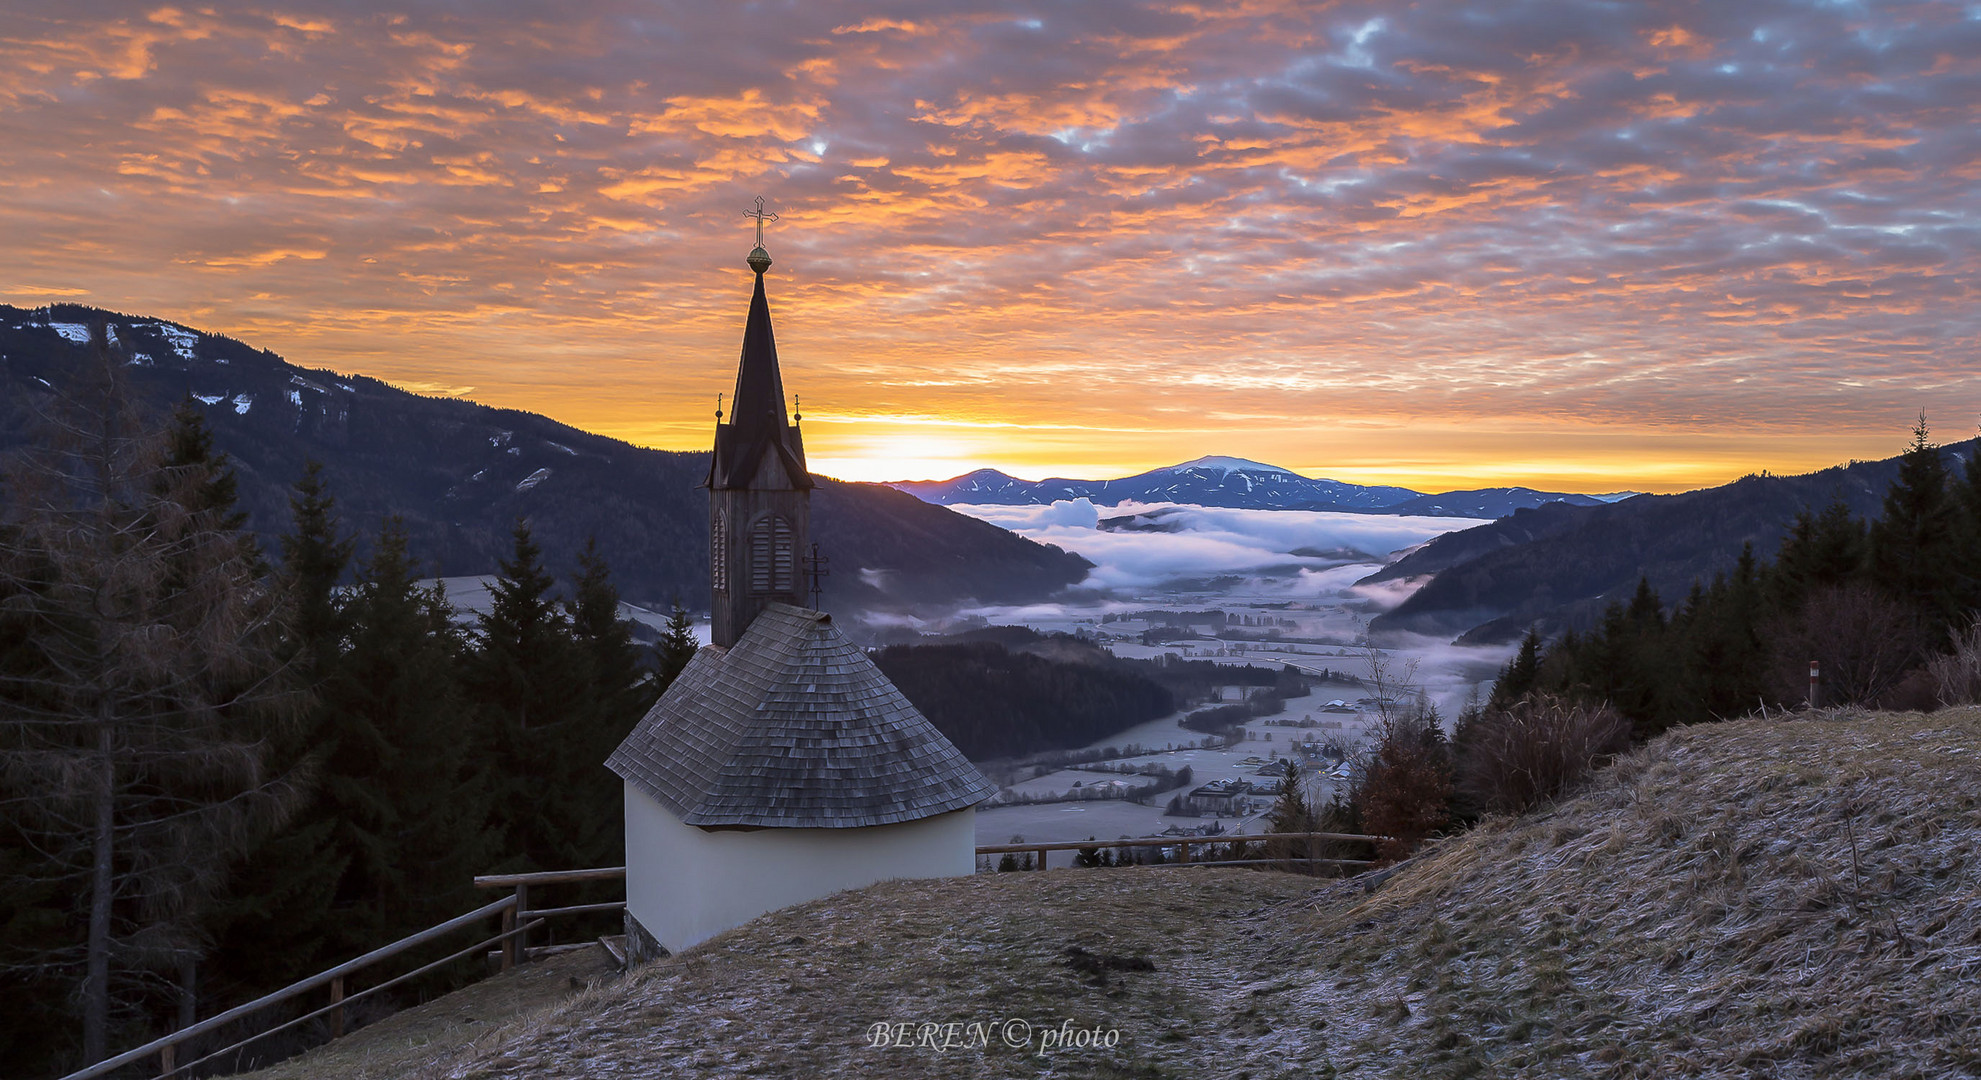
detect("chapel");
top-left (605, 208), bottom-right (994, 959)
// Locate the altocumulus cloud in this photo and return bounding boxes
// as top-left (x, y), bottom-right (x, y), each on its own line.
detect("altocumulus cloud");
top-left (0, 0), bottom-right (1976, 485)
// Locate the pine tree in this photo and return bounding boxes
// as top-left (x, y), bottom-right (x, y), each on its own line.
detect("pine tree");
top-left (204, 463), bottom-right (354, 997)
top-left (1487, 627), bottom-right (1544, 711)
top-left (332, 520), bottom-right (495, 944)
top-left (655, 600), bottom-right (701, 693)
top-left (1868, 416), bottom-right (1962, 638)
top-left (0, 340), bottom-right (305, 1066)
top-left (564, 539), bottom-right (655, 869)
top-left (467, 520), bottom-right (586, 870)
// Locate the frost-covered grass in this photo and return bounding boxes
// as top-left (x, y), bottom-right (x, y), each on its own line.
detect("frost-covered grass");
top-left (245, 708), bottom-right (1981, 1079)
top-left (1273, 706), bottom-right (1981, 1078)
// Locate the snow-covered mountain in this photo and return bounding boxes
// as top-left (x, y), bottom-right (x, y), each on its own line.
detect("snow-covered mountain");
top-left (890, 458), bottom-right (1634, 518)
top-left (891, 455), bottom-right (1422, 511)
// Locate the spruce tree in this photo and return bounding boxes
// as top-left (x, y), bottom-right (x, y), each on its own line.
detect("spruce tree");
top-left (1487, 627), bottom-right (1543, 711)
top-left (333, 520), bottom-right (495, 944)
top-left (204, 463), bottom-right (354, 997)
top-left (1685, 548), bottom-right (1769, 720)
top-left (1771, 497), bottom-right (1868, 610)
top-left (655, 599), bottom-right (700, 693)
top-left (1953, 439), bottom-right (1981, 620)
top-left (280, 462), bottom-right (353, 674)
top-left (1868, 416), bottom-right (1962, 638)
top-left (564, 539), bottom-right (654, 869)
top-left (468, 520), bottom-right (586, 870)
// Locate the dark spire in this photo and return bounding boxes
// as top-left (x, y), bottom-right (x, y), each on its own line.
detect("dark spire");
top-left (708, 235), bottom-right (810, 491)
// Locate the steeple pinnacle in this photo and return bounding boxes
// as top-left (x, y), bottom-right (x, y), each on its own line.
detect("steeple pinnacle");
top-left (744, 195), bottom-right (777, 275)
top-left (708, 196), bottom-right (813, 646)
top-left (708, 195), bottom-right (810, 493)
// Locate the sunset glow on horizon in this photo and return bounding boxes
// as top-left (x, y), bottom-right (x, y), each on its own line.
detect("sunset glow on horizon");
top-left (3, 2), bottom-right (1978, 494)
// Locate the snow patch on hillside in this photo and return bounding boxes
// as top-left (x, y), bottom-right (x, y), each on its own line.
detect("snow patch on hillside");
top-left (152, 324), bottom-right (198, 360)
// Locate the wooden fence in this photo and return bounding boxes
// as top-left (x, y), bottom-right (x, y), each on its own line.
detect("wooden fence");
top-left (975, 830), bottom-right (1385, 872)
top-left (58, 865), bottom-right (628, 1080)
top-left (61, 835), bottom-right (1381, 1080)
top-left (471, 865), bottom-right (630, 968)
top-left (59, 896), bottom-right (532, 1080)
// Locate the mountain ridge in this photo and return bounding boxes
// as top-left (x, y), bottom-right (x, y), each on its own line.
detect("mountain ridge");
top-left (0, 303), bottom-right (1092, 614)
top-left (889, 462), bottom-right (1629, 518)
top-left (1367, 441), bottom-right (1980, 643)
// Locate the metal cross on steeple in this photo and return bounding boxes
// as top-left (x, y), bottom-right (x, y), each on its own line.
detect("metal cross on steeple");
top-left (745, 196), bottom-right (778, 248)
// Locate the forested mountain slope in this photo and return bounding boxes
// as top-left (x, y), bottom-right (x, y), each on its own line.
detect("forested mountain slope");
top-left (0, 304), bottom-right (1090, 611)
top-left (1368, 443), bottom-right (1978, 643)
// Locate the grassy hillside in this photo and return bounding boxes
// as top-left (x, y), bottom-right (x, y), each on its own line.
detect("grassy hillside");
top-left (1280, 707), bottom-right (1981, 1078)
top-left (245, 706), bottom-right (1981, 1078)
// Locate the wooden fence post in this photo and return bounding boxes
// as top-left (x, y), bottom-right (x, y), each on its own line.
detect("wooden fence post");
top-left (513, 884), bottom-right (530, 964)
top-left (329, 975), bottom-right (344, 1038)
top-left (500, 902), bottom-right (517, 972)
top-left (158, 1045), bottom-right (174, 1078)
top-left (1809, 660), bottom-right (1821, 709)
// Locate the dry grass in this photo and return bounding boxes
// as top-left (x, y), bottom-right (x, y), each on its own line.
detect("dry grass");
top-left (232, 949), bottom-right (618, 1080)
top-left (1271, 706), bottom-right (1981, 1079)
top-left (245, 708), bottom-right (1981, 1079)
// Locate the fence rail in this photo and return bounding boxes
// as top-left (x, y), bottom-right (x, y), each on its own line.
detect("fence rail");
top-left (976, 830), bottom-right (1388, 870)
top-left (61, 895), bottom-right (521, 1080)
top-left (472, 865), bottom-right (628, 969)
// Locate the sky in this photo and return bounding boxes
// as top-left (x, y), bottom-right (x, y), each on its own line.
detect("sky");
top-left (2, 1), bottom-right (1977, 492)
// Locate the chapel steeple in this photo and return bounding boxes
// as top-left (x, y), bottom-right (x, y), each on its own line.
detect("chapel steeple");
top-left (707, 198), bottom-right (812, 647)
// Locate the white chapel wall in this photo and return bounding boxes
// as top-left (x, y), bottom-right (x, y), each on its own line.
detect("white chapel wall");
top-left (623, 782), bottom-right (977, 953)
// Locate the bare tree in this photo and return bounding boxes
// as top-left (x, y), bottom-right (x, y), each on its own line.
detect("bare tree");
top-left (1350, 637), bottom-right (1451, 862)
top-left (0, 330), bottom-right (306, 1066)
top-left (1767, 582), bottom-right (1926, 706)
top-left (1927, 616), bottom-right (1981, 707)
top-left (1459, 694), bottom-right (1630, 814)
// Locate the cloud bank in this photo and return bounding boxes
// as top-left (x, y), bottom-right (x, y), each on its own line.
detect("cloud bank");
top-left (953, 499), bottom-right (1484, 591)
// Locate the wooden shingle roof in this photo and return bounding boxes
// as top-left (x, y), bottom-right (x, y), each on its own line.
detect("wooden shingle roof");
top-left (606, 603), bottom-right (995, 828)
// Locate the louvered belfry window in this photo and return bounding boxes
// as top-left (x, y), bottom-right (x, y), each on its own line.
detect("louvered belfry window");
top-left (711, 512), bottom-right (729, 592)
top-left (749, 515), bottom-right (795, 594)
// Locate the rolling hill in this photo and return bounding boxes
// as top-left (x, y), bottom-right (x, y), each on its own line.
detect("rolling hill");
top-left (0, 304), bottom-right (1091, 613)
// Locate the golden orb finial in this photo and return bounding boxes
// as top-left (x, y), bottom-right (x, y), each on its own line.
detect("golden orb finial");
top-left (744, 196), bottom-right (778, 275)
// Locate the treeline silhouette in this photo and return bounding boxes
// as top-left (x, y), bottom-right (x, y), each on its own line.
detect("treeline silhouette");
top-left (0, 397), bottom-right (690, 1076)
top-left (1495, 420), bottom-right (1981, 739)
top-left (872, 634), bottom-right (1314, 761)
